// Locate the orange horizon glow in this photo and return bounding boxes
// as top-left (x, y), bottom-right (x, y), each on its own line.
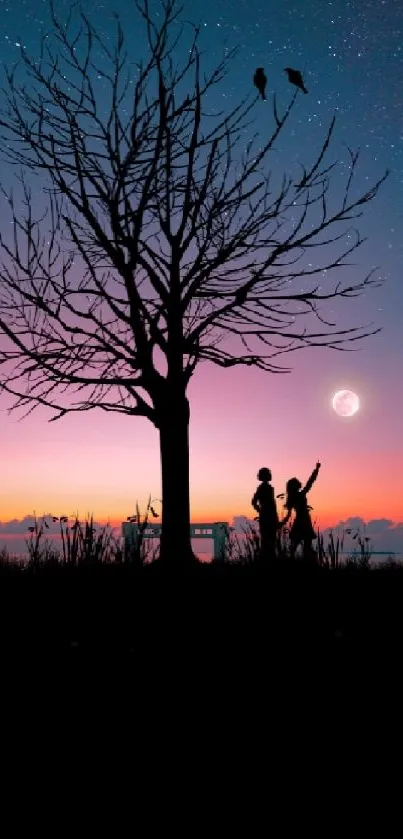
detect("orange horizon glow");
top-left (2, 502), bottom-right (401, 532)
top-left (1, 351), bottom-right (402, 536)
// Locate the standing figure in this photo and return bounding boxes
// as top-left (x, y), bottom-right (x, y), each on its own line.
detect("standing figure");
top-left (251, 467), bottom-right (279, 562)
top-left (281, 462), bottom-right (321, 560)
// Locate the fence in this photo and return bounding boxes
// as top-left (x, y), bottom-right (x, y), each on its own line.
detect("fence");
top-left (122, 521), bottom-right (229, 562)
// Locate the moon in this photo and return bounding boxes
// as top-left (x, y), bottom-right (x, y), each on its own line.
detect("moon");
top-left (332, 389), bottom-right (360, 417)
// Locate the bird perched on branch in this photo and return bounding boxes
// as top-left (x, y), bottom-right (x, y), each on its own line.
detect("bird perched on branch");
top-left (253, 67), bottom-right (267, 100)
top-left (284, 67), bottom-right (308, 94)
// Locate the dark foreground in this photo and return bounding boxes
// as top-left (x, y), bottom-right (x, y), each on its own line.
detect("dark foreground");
top-left (1, 560), bottom-right (401, 751)
top-left (1, 559), bottom-right (403, 660)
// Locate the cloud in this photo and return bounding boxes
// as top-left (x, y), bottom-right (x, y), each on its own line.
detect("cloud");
top-left (333, 517), bottom-right (365, 531)
top-left (321, 519), bottom-right (403, 556)
top-left (0, 514), bottom-right (121, 557)
top-left (365, 519), bottom-right (395, 533)
top-left (231, 515), bottom-right (403, 556)
top-left (1, 514), bottom-right (402, 559)
top-left (232, 516), bottom-right (256, 533)
top-left (0, 514), bottom-right (116, 534)
top-left (0, 516), bottom-right (40, 534)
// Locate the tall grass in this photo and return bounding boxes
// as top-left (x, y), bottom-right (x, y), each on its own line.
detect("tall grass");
top-left (2, 497), bottom-right (161, 568)
top-left (317, 525), bottom-right (373, 569)
top-left (23, 512), bottom-right (122, 566)
top-left (224, 520), bottom-right (398, 569)
top-left (0, 508), bottom-right (400, 570)
top-left (124, 496), bottom-right (161, 565)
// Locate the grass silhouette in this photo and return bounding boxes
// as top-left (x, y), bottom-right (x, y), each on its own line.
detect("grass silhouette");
top-left (0, 505), bottom-right (402, 665)
top-left (0, 504), bottom-right (399, 569)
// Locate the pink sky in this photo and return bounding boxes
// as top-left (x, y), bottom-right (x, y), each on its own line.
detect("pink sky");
top-left (0, 0), bottom-right (402, 562)
top-left (2, 329), bottom-right (402, 533)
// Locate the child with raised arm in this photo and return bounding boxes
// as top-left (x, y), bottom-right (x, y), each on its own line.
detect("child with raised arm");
top-left (280, 462), bottom-right (321, 560)
top-left (251, 467), bottom-right (279, 562)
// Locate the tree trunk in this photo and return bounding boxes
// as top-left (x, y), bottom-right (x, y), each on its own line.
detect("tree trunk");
top-left (157, 394), bottom-right (198, 564)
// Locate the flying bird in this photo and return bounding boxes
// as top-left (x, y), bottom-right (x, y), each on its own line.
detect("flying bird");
top-left (284, 67), bottom-right (308, 94)
top-left (253, 67), bottom-right (267, 100)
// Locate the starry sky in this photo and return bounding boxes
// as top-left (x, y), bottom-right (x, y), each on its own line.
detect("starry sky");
top-left (0, 0), bottom-right (402, 553)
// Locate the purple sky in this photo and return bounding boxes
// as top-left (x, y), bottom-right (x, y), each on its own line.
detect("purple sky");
top-left (0, 0), bottom-right (402, 553)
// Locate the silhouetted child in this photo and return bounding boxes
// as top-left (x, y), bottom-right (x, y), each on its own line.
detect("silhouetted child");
top-left (280, 462), bottom-right (321, 560)
top-left (251, 467), bottom-right (279, 562)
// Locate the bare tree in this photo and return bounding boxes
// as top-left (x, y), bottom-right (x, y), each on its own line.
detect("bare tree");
top-left (0, 0), bottom-right (387, 563)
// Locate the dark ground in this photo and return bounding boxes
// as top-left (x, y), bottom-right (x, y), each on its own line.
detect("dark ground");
top-left (1, 560), bottom-right (400, 769)
top-left (1, 559), bottom-right (403, 662)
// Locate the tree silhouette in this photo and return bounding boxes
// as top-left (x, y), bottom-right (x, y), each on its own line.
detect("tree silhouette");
top-left (0, 0), bottom-right (387, 563)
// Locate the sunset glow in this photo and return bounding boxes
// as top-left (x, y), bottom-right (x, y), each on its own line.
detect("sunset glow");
top-left (0, 0), bottom-right (402, 557)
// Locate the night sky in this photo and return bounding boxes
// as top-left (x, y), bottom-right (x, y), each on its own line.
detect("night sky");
top-left (0, 0), bottom-right (402, 554)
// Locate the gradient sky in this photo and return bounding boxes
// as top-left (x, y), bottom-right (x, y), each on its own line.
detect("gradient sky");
top-left (0, 0), bottom-right (402, 546)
